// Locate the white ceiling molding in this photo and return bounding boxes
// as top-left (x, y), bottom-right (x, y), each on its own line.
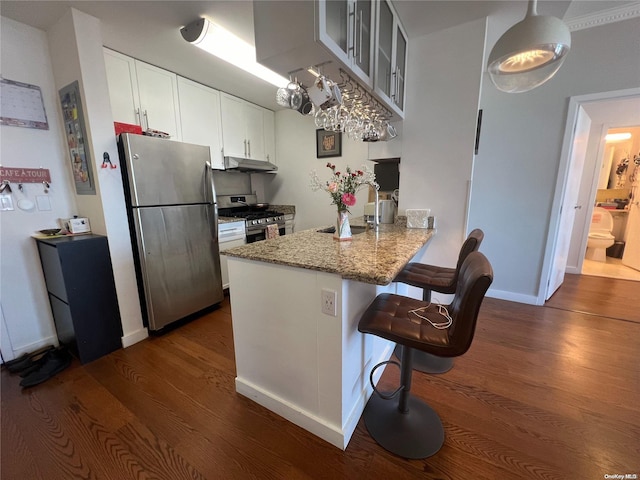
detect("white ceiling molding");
top-left (565, 2), bottom-right (640, 31)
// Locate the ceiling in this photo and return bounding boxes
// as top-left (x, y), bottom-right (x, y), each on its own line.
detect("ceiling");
top-left (1, 1), bottom-right (637, 111)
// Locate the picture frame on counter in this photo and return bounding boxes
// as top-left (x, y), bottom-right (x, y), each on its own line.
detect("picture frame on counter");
top-left (316, 129), bottom-right (342, 159)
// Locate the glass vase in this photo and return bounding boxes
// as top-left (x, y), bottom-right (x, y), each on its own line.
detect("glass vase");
top-left (334, 210), bottom-right (352, 241)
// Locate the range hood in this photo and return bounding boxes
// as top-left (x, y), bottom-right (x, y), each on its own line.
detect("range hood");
top-left (224, 156), bottom-right (278, 172)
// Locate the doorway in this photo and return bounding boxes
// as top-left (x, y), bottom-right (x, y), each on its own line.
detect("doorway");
top-left (579, 125), bottom-right (640, 281)
top-left (541, 88), bottom-right (640, 302)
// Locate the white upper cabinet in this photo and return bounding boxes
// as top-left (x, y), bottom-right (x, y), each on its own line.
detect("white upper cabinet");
top-left (318, 0), bottom-right (375, 87)
top-left (104, 49), bottom-right (276, 167)
top-left (263, 109), bottom-right (276, 164)
top-left (374, 0), bottom-right (407, 116)
top-left (135, 63), bottom-right (182, 140)
top-left (220, 93), bottom-right (267, 161)
top-left (177, 77), bottom-right (224, 170)
top-left (104, 48), bottom-right (182, 140)
top-left (103, 49), bottom-right (140, 126)
top-left (245, 103), bottom-right (266, 161)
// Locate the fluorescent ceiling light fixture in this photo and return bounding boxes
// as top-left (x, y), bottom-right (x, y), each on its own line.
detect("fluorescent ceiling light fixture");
top-left (181, 18), bottom-right (288, 88)
top-left (488, 0), bottom-right (571, 93)
top-left (605, 132), bottom-right (632, 142)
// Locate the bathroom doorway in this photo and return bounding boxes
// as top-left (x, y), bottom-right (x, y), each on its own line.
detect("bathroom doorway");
top-left (543, 89), bottom-right (640, 301)
top-left (579, 126), bottom-right (640, 282)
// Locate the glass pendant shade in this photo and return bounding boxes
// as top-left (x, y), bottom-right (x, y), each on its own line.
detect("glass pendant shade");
top-left (488, 1), bottom-right (571, 93)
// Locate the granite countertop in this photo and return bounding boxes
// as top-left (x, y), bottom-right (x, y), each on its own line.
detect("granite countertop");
top-left (270, 205), bottom-right (296, 215)
top-left (222, 217), bottom-right (434, 285)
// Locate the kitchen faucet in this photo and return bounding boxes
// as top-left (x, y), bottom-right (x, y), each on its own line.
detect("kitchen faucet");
top-left (367, 182), bottom-right (380, 231)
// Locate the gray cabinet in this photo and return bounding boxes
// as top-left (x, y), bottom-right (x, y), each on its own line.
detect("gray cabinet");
top-left (36, 235), bottom-right (123, 364)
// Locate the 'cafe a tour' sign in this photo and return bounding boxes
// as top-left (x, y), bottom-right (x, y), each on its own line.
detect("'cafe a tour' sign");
top-left (0, 167), bottom-right (51, 184)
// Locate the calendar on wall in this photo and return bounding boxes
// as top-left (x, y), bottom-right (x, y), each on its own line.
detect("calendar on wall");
top-left (0, 78), bottom-right (49, 130)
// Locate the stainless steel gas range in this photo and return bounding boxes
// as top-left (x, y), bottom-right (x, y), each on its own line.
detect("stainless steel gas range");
top-left (217, 194), bottom-right (285, 243)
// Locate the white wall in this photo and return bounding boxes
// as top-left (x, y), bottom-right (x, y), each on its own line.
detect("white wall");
top-left (0, 11), bottom-right (146, 361)
top-left (469, 17), bottom-right (640, 303)
top-left (266, 110), bottom-right (370, 231)
top-left (47, 9), bottom-right (146, 347)
top-left (0, 16), bottom-right (77, 359)
top-left (400, 18), bottom-right (487, 270)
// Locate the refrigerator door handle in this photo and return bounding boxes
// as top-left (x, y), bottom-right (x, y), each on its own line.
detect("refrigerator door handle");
top-left (205, 161), bottom-right (219, 241)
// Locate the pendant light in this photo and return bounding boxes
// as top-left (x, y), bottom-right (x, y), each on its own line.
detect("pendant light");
top-left (488, 0), bottom-right (571, 93)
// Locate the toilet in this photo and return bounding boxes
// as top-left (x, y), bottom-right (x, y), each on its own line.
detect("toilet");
top-left (585, 207), bottom-right (615, 262)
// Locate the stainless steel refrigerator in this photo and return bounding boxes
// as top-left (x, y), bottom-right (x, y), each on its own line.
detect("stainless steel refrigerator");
top-left (119, 133), bottom-right (223, 331)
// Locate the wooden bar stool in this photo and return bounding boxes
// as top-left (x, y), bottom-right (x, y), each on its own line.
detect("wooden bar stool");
top-left (358, 252), bottom-right (493, 459)
top-left (394, 228), bottom-right (484, 373)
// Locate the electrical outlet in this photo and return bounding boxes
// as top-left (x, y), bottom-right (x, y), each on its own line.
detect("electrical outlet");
top-left (321, 288), bottom-right (337, 316)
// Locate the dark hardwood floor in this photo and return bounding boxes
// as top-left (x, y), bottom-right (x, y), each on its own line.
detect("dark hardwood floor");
top-left (545, 273), bottom-right (640, 323)
top-left (2, 283), bottom-right (639, 479)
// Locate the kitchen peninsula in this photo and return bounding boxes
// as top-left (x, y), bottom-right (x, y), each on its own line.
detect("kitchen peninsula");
top-left (223, 221), bottom-right (433, 449)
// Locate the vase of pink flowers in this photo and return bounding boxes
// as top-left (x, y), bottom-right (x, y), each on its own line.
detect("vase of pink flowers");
top-left (310, 163), bottom-right (377, 241)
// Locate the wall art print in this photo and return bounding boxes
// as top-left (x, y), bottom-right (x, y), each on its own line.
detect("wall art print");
top-left (316, 129), bottom-right (342, 159)
top-left (59, 81), bottom-right (95, 195)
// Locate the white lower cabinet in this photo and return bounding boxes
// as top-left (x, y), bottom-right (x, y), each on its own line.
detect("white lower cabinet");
top-left (177, 77), bottom-right (225, 170)
top-left (218, 221), bottom-right (246, 289)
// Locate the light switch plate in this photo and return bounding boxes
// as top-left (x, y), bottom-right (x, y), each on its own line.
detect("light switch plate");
top-left (0, 195), bottom-right (14, 211)
top-left (321, 289), bottom-right (337, 316)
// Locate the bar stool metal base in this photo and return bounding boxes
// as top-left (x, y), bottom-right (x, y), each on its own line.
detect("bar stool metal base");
top-left (394, 345), bottom-right (454, 374)
top-left (363, 392), bottom-right (445, 459)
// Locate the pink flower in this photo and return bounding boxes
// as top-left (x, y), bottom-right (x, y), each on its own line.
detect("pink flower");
top-left (327, 182), bottom-right (339, 193)
top-left (341, 192), bottom-right (356, 207)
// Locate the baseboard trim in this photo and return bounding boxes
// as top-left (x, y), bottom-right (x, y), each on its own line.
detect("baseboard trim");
top-left (6, 335), bottom-right (59, 361)
top-left (235, 341), bottom-right (394, 451)
top-left (121, 327), bottom-right (148, 348)
top-left (235, 377), bottom-right (346, 449)
top-left (487, 288), bottom-right (540, 306)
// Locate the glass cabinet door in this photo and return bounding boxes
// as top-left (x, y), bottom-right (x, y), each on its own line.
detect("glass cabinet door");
top-left (393, 25), bottom-right (407, 110)
top-left (353, 0), bottom-right (373, 83)
top-left (376, 0), bottom-right (393, 99)
top-left (323, 0), bottom-right (349, 57)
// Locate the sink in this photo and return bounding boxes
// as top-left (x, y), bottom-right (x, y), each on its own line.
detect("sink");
top-left (317, 225), bottom-right (367, 235)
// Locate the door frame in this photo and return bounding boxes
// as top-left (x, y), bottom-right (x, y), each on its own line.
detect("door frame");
top-left (545, 105), bottom-right (592, 300)
top-left (538, 87), bottom-right (640, 304)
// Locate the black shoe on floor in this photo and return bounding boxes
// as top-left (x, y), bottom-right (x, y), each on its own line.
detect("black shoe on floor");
top-left (19, 348), bottom-right (72, 388)
top-left (4, 346), bottom-right (55, 374)
top-left (19, 354), bottom-right (51, 377)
